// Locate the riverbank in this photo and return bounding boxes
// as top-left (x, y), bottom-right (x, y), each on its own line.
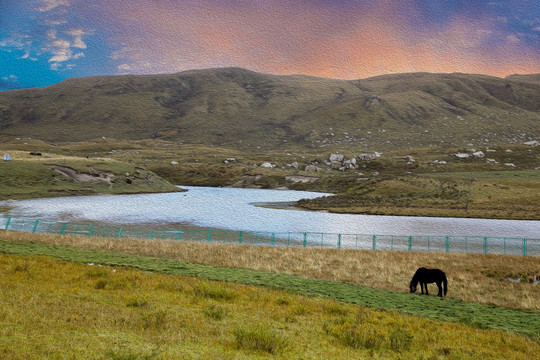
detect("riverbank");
top-left (2, 139), bottom-right (538, 220)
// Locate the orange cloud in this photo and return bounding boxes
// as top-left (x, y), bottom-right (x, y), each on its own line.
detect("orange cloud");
top-left (101, 1), bottom-right (540, 79)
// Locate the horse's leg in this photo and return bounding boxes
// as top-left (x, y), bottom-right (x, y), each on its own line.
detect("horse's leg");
top-left (436, 281), bottom-right (442, 297)
top-left (424, 282), bottom-right (428, 295)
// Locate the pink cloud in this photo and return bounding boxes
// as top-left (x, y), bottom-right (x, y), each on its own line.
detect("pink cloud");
top-left (94, 0), bottom-right (539, 78)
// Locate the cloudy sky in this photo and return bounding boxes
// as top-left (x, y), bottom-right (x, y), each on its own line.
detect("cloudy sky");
top-left (1, 0), bottom-right (539, 90)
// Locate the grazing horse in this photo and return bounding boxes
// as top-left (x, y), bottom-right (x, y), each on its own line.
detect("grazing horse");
top-left (409, 267), bottom-right (447, 297)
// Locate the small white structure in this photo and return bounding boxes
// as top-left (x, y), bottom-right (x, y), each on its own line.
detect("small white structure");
top-left (3, 154), bottom-right (11, 161)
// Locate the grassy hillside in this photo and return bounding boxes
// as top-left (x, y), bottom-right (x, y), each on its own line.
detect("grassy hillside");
top-left (0, 149), bottom-right (180, 200)
top-left (0, 232), bottom-right (538, 359)
top-left (0, 68), bottom-right (538, 150)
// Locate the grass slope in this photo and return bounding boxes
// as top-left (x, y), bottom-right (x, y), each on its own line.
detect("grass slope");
top-left (0, 239), bottom-right (538, 340)
top-left (0, 149), bottom-right (179, 199)
top-left (2, 253), bottom-right (538, 359)
top-left (1, 68), bottom-right (538, 150)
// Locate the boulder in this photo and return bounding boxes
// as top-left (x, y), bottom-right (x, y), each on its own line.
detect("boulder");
top-left (329, 153), bottom-right (345, 163)
top-left (260, 162), bottom-right (274, 168)
top-left (472, 151), bottom-right (485, 158)
top-left (304, 165), bottom-right (320, 172)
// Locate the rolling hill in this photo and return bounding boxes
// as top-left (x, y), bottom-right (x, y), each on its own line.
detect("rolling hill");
top-left (0, 68), bottom-right (538, 150)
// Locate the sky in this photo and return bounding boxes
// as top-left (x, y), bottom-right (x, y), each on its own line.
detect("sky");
top-left (1, 0), bottom-right (539, 91)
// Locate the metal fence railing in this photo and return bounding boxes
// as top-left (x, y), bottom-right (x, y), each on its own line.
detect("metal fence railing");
top-left (1, 216), bottom-right (538, 256)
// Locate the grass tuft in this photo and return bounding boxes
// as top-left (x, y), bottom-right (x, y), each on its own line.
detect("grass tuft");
top-left (232, 325), bottom-right (289, 354)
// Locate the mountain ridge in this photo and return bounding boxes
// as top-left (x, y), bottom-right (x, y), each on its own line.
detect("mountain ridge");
top-left (0, 67), bottom-right (538, 150)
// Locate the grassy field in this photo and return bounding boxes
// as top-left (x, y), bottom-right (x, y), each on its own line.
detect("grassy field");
top-left (2, 230), bottom-right (539, 310)
top-left (0, 235), bottom-right (538, 359)
top-left (0, 149), bottom-right (180, 200)
top-left (1, 138), bottom-right (538, 219)
top-left (1, 252), bottom-right (537, 359)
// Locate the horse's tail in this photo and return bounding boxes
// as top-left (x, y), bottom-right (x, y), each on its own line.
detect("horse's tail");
top-left (443, 274), bottom-right (448, 296)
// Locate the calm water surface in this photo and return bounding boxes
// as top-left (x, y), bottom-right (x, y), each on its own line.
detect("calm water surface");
top-left (1, 186), bottom-right (539, 238)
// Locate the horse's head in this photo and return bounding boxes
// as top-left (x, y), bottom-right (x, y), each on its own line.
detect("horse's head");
top-left (409, 283), bottom-right (417, 293)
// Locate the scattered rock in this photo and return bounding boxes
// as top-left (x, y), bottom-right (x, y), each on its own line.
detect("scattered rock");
top-left (260, 162), bottom-right (274, 168)
top-left (329, 153), bottom-right (345, 163)
top-left (472, 151), bottom-right (485, 158)
top-left (304, 165), bottom-right (321, 172)
top-left (454, 153), bottom-right (470, 158)
top-left (504, 163), bottom-right (516, 167)
top-left (364, 95), bottom-right (384, 109)
top-left (524, 141), bottom-right (539, 146)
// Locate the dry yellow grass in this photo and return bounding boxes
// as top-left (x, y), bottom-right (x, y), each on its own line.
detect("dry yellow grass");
top-left (2, 230), bottom-right (538, 311)
top-left (2, 253), bottom-right (537, 359)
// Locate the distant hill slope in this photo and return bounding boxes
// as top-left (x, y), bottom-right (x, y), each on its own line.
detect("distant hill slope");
top-left (0, 68), bottom-right (538, 150)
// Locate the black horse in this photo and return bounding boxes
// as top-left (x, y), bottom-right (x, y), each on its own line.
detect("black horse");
top-left (409, 267), bottom-right (447, 297)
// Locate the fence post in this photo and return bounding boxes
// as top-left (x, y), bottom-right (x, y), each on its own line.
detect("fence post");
top-left (483, 236), bottom-right (488, 254)
top-left (176, 230), bottom-right (182, 240)
top-left (408, 236), bottom-right (412, 251)
top-left (148, 230), bottom-right (153, 240)
top-left (238, 231), bottom-right (243, 244)
top-left (338, 234), bottom-right (341, 249)
top-left (207, 229), bottom-right (212, 242)
top-left (445, 236), bottom-right (449, 253)
top-left (303, 232), bottom-right (307, 248)
top-left (4, 217), bottom-right (12, 230)
top-left (88, 225), bottom-right (94, 237)
top-left (523, 238), bottom-right (527, 256)
top-left (271, 232), bottom-right (275, 246)
top-left (60, 223), bottom-right (67, 234)
top-left (32, 219), bottom-right (39, 233)
top-left (117, 227), bottom-right (124, 238)
top-left (372, 235), bottom-right (376, 250)
top-left (287, 233), bottom-right (291, 247)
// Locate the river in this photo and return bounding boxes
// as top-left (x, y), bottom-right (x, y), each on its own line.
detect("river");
top-left (1, 186), bottom-right (539, 238)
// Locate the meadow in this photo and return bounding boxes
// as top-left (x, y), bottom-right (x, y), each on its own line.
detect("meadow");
top-left (1, 138), bottom-right (539, 219)
top-left (0, 231), bottom-right (538, 359)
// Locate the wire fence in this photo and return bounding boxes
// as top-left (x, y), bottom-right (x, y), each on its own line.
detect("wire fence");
top-left (1, 216), bottom-right (538, 256)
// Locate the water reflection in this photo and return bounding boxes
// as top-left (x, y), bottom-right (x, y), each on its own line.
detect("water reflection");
top-left (1, 186), bottom-right (539, 238)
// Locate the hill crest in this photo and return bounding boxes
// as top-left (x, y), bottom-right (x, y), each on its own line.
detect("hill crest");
top-left (0, 68), bottom-right (538, 150)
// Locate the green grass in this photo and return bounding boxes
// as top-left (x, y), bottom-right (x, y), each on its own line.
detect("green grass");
top-left (0, 239), bottom-right (538, 340)
top-left (0, 150), bottom-right (180, 200)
